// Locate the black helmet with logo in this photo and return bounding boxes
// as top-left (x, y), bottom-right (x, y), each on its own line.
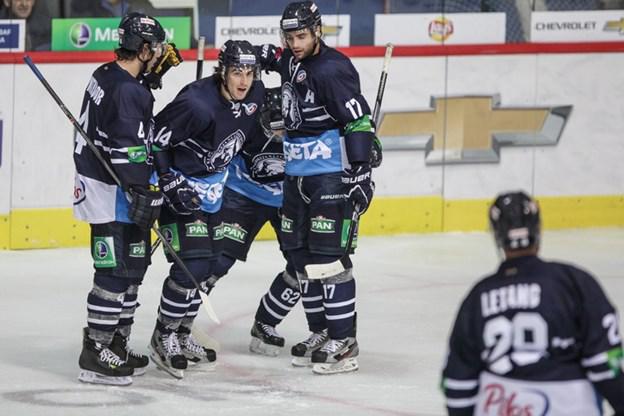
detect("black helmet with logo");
top-left (217, 40), bottom-right (259, 76)
top-left (280, 1), bottom-right (322, 32)
top-left (489, 191), bottom-right (541, 251)
top-left (118, 12), bottom-right (166, 52)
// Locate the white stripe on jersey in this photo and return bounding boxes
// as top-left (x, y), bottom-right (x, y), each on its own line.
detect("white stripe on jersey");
top-left (587, 369), bottom-right (616, 382)
top-left (445, 378), bottom-right (479, 390)
top-left (302, 295), bottom-right (323, 302)
top-left (581, 352), bottom-right (608, 367)
top-left (267, 291), bottom-right (294, 311)
top-left (87, 304), bottom-right (122, 313)
top-left (446, 396), bottom-right (477, 408)
top-left (304, 307), bottom-right (324, 313)
top-left (261, 297), bottom-right (286, 320)
top-left (325, 311), bottom-right (355, 320)
top-left (323, 298), bottom-right (355, 308)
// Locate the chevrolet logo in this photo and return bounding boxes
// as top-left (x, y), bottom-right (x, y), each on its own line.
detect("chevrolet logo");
top-left (604, 18), bottom-right (624, 34)
top-left (377, 95), bottom-right (572, 165)
top-left (322, 25), bottom-right (342, 37)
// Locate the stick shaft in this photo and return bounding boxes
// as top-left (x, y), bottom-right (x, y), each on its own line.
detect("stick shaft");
top-left (195, 36), bottom-right (205, 81)
top-left (372, 43), bottom-right (394, 127)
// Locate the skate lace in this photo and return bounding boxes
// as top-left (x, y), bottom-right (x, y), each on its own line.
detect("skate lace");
top-left (125, 344), bottom-right (144, 359)
top-left (320, 338), bottom-right (348, 354)
top-left (303, 329), bottom-right (328, 348)
top-left (181, 333), bottom-right (204, 355)
top-left (161, 332), bottom-right (182, 356)
top-left (261, 323), bottom-right (280, 338)
top-left (100, 347), bottom-right (126, 366)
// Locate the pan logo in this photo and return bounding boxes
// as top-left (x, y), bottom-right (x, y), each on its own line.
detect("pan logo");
top-left (69, 22), bottom-right (91, 48)
top-left (377, 95), bottom-right (572, 165)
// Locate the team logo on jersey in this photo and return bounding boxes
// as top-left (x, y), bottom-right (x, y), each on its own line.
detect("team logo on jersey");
top-left (242, 102), bottom-right (258, 116)
top-left (185, 221), bottom-right (209, 237)
top-left (93, 237), bottom-right (116, 268)
top-left (250, 153), bottom-right (285, 179)
top-left (480, 383), bottom-right (549, 416)
top-left (282, 82), bottom-right (302, 129)
top-left (311, 216), bottom-right (336, 234)
top-left (204, 130), bottom-right (245, 171)
top-left (73, 177), bottom-right (86, 205)
top-left (129, 241), bottom-right (146, 258)
top-left (296, 70), bottom-right (307, 83)
top-left (159, 224), bottom-right (180, 252)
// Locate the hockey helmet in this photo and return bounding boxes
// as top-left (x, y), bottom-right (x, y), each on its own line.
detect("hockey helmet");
top-left (118, 12), bottom-right (166, 52)
top-left (280, 1), bottom-right (322, 32)
top-left (260, 87), bottom-right (285, 142)
top-left (489, 191), bottom-right (541, 251)
top-left (217, 40), bottom-right (259, 75)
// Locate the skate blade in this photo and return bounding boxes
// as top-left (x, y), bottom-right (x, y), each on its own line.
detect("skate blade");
top-left (132, 366), bottom-right (148, 376)
top-left (291, 356), bottom-right (312, 367)
top-left (186, 360), bottom-right (217, 372)
top-left (148, 348), bottom-right (184, 379)
top-left (312, 357), bottom-right (358, 375)
top-left (78, 370), bottom-right (133, 386)
top-left (249, 337), bottom-right (281, 357)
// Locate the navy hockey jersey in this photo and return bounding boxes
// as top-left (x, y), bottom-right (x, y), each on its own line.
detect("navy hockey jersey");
top-left (259, 42), bottom-right (373, 176)
top-left (73, 62), bottom-right (155, 224)
top-left (442, 255), bottom-right (624, 416)
top-left (153, 76), bottom-right (265, 213)
top-left (225, 123), bottom-right (285, 208)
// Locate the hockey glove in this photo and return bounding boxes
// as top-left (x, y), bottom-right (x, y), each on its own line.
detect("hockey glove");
top-left (370, 136), bottom-right (383, 168)
top-left (342, 164), bottom-right (375, 216)
top-left (158, 171), bottom-right (201, 215)
top-left (128, 186), bottom-right (164, 230)
top-left (144, 43), bottom-right (183, 90)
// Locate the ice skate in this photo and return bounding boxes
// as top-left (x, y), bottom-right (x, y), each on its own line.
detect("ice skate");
top-left (290, 329), bottom-right (329, 367)
top-left (110, 332), bottom-right (149, 376)
top-left (148, 328), bottom-right (187, 379)
top-left (249, 320), bottom-right (284, 356)
top-left (78, 328), bottom-right (133, 386)
top-left (311, 337), bottom-right (359, 375)
top-left (178, 327), bottom-right (217, 368)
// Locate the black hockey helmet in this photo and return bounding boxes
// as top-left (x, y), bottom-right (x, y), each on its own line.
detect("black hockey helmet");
top-left (261, 87), bottom-right (284, 131)
top-left (489, 191), bottom-right (541, 251)
top-left (280, 1), bottom-right (322, 32)
top-left (118, 12), bottom-right (166, 52)
top-left (217, 40), bottom-right (259, 76)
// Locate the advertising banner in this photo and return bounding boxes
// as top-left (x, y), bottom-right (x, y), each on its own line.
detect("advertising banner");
top-left (374, 13), bottom-right (506, 45)
top-left (0, 20), bottom-right (25, 52)
top-left (215, 15), bottom-right (350, 47)
top-left (531, 11), bottom-right (624, 42)
top-left (51, 17), bottom-right (191, 51)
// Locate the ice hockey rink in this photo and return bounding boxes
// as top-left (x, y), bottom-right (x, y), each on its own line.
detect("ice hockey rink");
top-left (1, 228), bottom-right (623, 416)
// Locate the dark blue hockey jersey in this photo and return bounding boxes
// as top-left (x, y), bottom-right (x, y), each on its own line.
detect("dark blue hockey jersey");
top-left (442, 255), bottom-right (624, 416)
top-left (226, 123), bottom-right (285, 208)
top-left (258, 42), bottom-right (374, 176)
top-left (73, 62), bottom-right (155, 224)
top-left (153, 76), bottom-right (265, 213)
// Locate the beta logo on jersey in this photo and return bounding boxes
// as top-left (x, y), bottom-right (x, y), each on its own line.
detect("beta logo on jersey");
top-left (204, 130), bottom-right (245, 172)
top-left (93, 237), bottom-right (116, 268)
top-left (251, 153), bottom-right (285, 179)
top-left (282, 82), bottom-right (302, 129)
top-left (159, 224), bottom-right (180, 252)
top-left (311, 216), bottom-right (335, 234)
top-left (284, 139), bottom-right (332, 162)
top-left (480, 383), bottom-right (549, 416)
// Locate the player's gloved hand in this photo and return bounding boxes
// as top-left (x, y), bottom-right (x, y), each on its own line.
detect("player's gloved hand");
top-left (144, 43), bottom-right (183, 90)
top-left (254, 44), bottom-right (282, 73)
top-left (342, 163), bottom-right (375, 215)
top-left (370, 136), bottom-right (383, 168)
top-left (128, 186), bottom-right (163, 230)
top-left (158, 172), bottom-right (201, 215)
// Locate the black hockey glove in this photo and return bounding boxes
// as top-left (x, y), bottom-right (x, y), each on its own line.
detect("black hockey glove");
top-left (342, 164), bottom-right (375, 216)
top-left (158, 171), bottom-right (201, 215)
top-left (144, 43), bottom-right (183, 90)
top-left (370, 136), bottom-right (383, 168)
top-left (128, 186), bottom-right (163, 230)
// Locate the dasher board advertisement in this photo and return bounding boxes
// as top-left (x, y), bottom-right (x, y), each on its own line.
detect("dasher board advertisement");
top-left (531, 10), bottom-right (624, 42)
top-left (0, 20), bottom-right (25, 52)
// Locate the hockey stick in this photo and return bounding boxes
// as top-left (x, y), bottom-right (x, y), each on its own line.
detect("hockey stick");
top-left (305, 44), bottom-right (394, 279)
top-left (23, 55), bottom-right (221, 324)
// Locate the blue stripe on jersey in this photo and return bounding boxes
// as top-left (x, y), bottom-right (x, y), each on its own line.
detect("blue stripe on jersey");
top-left (225, 155), bottom-right (283, 208)
top-left (115, 187), bottom-right (131, 223)
top-left (283, 129), bottom-right (344, 176)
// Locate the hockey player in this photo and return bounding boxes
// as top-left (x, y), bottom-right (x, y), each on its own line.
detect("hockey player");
top-left (255, 1), bottom-right (378, 374)
top-left (441, 191), bottom-right (624, 416)
top-left (74, 12), bottom-right (181, 385)
top-left (149, 40), bottom-right (265, 378)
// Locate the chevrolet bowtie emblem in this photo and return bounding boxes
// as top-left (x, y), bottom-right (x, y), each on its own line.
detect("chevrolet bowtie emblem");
top-left (377, 95), bottom-right (572, 165)
top-left (604, 18), bottom-right (624, 34)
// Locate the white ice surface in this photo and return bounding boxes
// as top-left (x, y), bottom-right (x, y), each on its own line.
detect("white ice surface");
top-left (0, 229), bottom-right (623, 416)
